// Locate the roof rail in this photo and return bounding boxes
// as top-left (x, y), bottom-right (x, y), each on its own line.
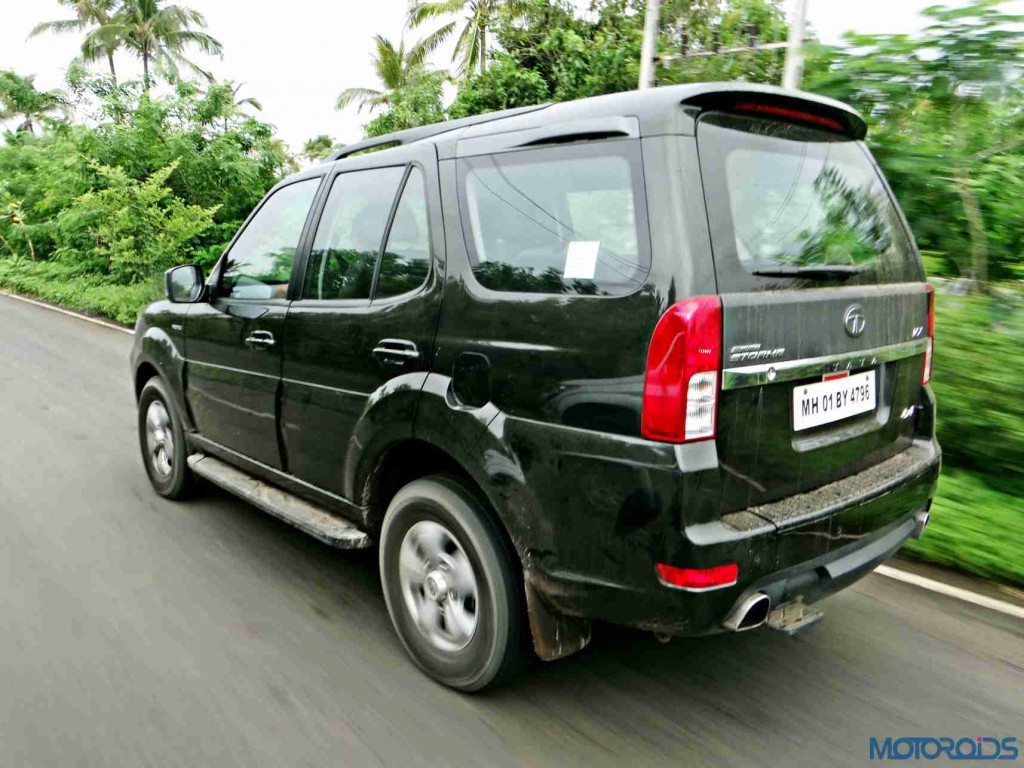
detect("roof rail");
top-left (328, 103), bottom-right (550, 161)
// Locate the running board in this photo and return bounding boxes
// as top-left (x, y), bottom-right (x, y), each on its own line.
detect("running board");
top-left (187, 454), bottom-right (372, 549)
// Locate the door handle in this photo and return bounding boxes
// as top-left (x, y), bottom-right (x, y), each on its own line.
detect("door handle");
top-left (372, 338), bottom-right (420, 365)
top-left (245, 330), bottom-right (276, 350)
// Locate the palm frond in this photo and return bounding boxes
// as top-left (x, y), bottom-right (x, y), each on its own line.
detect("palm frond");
top-left (373, 35), bottom-right (408, 91)
top-left (82, 23), bottom-right (130, 59)
top-left (335, 87), bottom-right (386, 111)
top-left (451, 15), bottom-right (482, 78)
top-left (164, 29), bottom-right (223, 57)
top-left (408, 22), bottom-right (456, 68)
top-left (28, 18), bottom-right (87, 39)
top-left (407, 0), bottom-right (468, 28)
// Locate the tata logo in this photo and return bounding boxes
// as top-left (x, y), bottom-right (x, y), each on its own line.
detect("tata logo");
top-left (844, 304), bottom-right (867, 338)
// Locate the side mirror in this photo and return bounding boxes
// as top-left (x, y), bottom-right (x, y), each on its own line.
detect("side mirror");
top-left (165, 264), bottom-right (205, 303)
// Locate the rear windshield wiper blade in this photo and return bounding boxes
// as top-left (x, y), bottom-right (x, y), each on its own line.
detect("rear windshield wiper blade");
top-left (750, 265), bottom-right (865, 280)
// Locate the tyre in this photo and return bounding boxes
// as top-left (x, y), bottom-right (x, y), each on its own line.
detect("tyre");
top-left (379, 475), bottom-right (525, 691)
top-left (137, 376), bottom-right (195, 500)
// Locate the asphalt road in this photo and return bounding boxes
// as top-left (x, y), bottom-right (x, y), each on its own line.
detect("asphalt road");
top-left (1, 293), bottom-right (1022, 768)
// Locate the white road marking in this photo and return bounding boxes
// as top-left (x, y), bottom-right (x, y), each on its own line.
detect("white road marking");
top-left (3, 290), bottom-right (1022, 622)
top-left (1, 291), bottom-right (133, 335)
top-left (876, 565), bottom-right (1024, 620)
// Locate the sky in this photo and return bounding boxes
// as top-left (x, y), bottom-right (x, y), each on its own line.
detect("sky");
top-left (0, 0), bottom-right (1014, 151)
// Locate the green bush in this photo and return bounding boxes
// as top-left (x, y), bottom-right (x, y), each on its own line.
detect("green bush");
top-left (931, 289), bottom-right (1024, 491)
top-left (904, 470), bottom-right (1024, 586)
top-left (58, 161), bottom-right (218, 283)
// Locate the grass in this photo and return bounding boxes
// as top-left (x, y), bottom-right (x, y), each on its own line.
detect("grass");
top-left (0, 259), bottom-right (159, 327)
top-left (903, 470), bottom-right (1024, 587)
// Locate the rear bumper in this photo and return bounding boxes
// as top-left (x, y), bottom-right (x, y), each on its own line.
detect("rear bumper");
top-left (526, 437), bottom-right (940, 636)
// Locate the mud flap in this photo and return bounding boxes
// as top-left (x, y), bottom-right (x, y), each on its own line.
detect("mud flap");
top-left (524, 574), bottom-right (592, 662)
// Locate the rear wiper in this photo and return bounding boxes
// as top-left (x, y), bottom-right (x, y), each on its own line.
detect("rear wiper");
top-left (750, 264), bottom-right (864, 280)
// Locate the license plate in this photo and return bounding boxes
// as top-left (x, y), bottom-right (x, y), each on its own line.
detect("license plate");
top-left (793, 370), bottom-right (876, 431)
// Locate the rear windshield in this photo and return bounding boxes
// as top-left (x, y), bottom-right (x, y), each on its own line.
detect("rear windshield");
top-left (697, 112), bottom-right (923, 290)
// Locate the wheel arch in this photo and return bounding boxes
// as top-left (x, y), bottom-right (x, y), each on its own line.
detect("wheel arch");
top-left (132, 323), bottom-right (192, 431)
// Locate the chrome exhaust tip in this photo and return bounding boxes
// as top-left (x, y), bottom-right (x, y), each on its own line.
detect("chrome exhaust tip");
top-left (911, 510), bottom-right (930, 539)
top-left (722, 592), bottom-right (771, 632)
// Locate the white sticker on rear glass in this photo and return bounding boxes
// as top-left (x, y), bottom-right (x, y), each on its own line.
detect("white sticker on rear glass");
top-left (564, 241), bottom-right (600, 280)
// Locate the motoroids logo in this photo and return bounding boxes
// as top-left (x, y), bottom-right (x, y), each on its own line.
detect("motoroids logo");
top-left (869, 736), bottom-right (1019, 761)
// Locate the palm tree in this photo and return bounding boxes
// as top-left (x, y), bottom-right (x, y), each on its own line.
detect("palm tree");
top-left (336, 34), bottom-right (445, 112)
top-left (407, 0), bottom-right (532, 77)
top-left (0, 71), bottom-right (68, 134)
top-left (82, 0), bottom-right (223, 92)
top-left (29, 0), bottom-right (121, 83)
top-left (301, 135), bottom-right (337, 163)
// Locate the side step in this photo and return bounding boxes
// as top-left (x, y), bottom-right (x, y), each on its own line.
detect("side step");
top-left (187, 454), bottom-right (372, 549)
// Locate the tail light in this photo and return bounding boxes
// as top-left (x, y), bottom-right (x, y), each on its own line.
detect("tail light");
top-left (641, 296), bottom-right (722, 442)
top-left (922, 284), bottom-right (935, 385)
top-left (656, 562), bottom-right (738, 591)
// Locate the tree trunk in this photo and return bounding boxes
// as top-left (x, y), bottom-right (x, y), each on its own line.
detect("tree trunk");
top-left (951, 105), bottom-right (987, 291)
top-left (954, 167), bottom-right (988, 290)
top-left (107, 51), bottom-right (117, 85)
top-left (142, 49), bottom-right (150, 92)
top-left (479, 23), bottom-right (487, 75)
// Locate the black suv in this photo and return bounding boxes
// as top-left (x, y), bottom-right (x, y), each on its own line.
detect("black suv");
top-left (132, 83), bottom-right (940, 691)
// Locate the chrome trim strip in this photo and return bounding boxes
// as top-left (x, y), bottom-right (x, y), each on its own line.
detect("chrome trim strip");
top-left (721, 338), bottom-right (929, 390)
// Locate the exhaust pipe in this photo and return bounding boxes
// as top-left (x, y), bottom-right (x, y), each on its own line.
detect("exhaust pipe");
top-left (911, 509), bottom-right (930, 539)
top-left (723, 592), bottom-right (771, 632)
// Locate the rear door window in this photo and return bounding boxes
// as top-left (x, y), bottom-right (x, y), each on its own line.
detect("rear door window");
top-left (303, 167), bottom-right (406, 301)
top-left (458, 142), bottom-right (650, 296)
top-left (697, 112), bottom-right (923, 290)
top-left (377, 167), bottom-right (431, 299)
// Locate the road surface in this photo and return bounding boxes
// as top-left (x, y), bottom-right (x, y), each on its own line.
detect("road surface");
top-left (1, 293), bottom-right (1021, 768)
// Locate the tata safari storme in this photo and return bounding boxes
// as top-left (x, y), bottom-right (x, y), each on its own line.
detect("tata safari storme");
top-left (132, 83), bottom-right (940, 691)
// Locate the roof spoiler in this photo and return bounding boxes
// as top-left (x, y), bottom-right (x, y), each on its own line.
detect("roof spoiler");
top-left (680, 91), bottom-right (867, 140)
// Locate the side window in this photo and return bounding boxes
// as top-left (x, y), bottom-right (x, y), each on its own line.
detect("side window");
top-left (376, 167), bottom-right (431, 299)
top-left (458, 144), bottom-right (649, 296)
top-left (303, 167), bottom-right (405, 301)
top-left (220, 178), bottom-right (320, 300)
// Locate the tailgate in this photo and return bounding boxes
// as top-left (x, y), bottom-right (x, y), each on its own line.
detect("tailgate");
top-left (692, 101), bottom-right (931, 516)
top-left (715, 284), bottom-right (930, 514)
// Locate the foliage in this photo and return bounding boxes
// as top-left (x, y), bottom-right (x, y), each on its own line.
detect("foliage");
top-left (805, 1), bottom-right (1024, 285)
top-left (446, 0), bottom-right (786, 119)
top-left (448, 54), bottom-right (548, 118)
top-left (491, 0), bottom-right (644, 103)
top-left (336, 34), bottom-right (448, 112)
top-left (0, 71), bottom-right (68, 134)
top-left (658, 0), bottom-right (788, 85)
top-left (0, 259), bottom-right (160, 325)
top-left (82, 0), bottom-right (223, 90)
top-left (59, 161), bottom-right (218, 283)
top-left (929, 289), bottom-right (1024, 488)
top-left (408, 0), bottom-right (534, 77)
top-left (0, 71), bottom-right (293, 286)
top-left (363, 70), bottom-right (448, 137)
top-left (903, 469), bottom-right (1024, 587)
top-left (301, 135), bottom-right (337, 163)
top-left (30, 0), bottom-right (121, 81)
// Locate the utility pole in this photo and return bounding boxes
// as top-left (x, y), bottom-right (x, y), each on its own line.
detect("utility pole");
top-left (639, 0), bottom-right (661, 90)
top-left (782, 0), bottom-right (808, 89)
